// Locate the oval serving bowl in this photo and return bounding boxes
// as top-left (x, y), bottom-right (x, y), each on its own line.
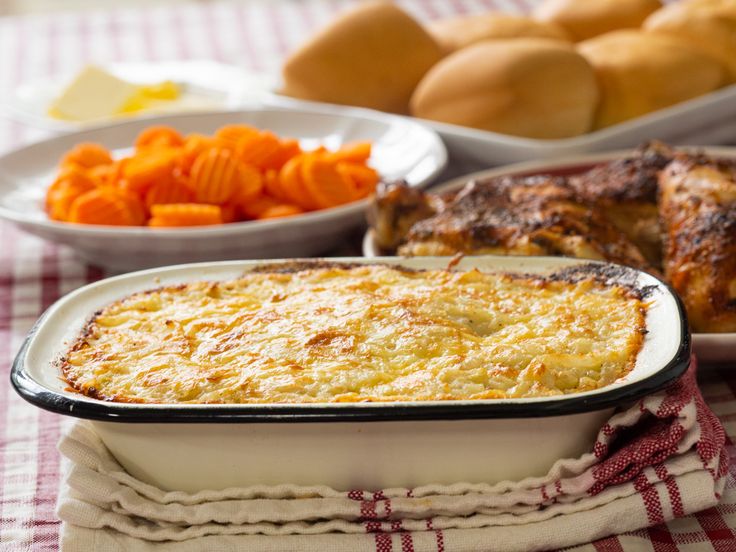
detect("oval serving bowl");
top-left (0, 106), bottom-right (447, 272)
top-left (363, 146), bottom-right (736, 364)
top-left (11, 255), bottom-right (689, 493)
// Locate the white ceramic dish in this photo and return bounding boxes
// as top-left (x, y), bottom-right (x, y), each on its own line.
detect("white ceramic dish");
top-left (0, 107), bottom-right (446, 271)
top-left (11, 256), bottom-right (689, 492)
top-left (0, 61), bottom-right (277, 130)
top-left (263, 84), bottom-right (736, 165)
top-left (362, 147), bottom-right (736, 364)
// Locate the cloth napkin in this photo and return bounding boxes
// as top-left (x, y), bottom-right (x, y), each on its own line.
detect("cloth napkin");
top-left (57, 358), bottom-right (728, 552)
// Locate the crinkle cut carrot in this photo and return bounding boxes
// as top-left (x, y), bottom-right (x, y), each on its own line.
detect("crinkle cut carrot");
top-left (67, 189), bottom-right (139, 226)
top-left (148, 203), bottom-right (223, 226)
top-left (239, 195), bottom-right (280, 219)
top-left (329, 142), bottom-right (372, 164)
top-left (190, 148), bottom-right (242, 204)
top-left (336, 162), bottom-right (379, 197)
top-left (215, 124), bottom-right (259, 147)
top-left (61, 143), bottom-right (113, 169)
top-left (135, 126), bottom-right (184, 150)
top-left (180, 134), bottom-right (214, 173)
top-left (230, 163), bottom-right (264, 207)
top-left (279, 154), bottom-right (317, 210)
top-left (123, 149), bottom-right (177, 194)
top-left (45, 168), bottom-right (97, 221)
top-left (258, 204), bottom-right (304, 219)
top-left (301, 153), bottom-right (359, 209)
top-left (236, 131), bottom-right (283, 170)
top-left (144, 175), bottom-right (194, 210)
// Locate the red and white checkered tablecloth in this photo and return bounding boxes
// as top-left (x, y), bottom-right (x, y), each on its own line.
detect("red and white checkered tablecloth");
top-left (1, 1), bottom-right (736, 550)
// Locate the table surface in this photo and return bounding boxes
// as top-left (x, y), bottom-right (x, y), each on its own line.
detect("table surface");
top-left (2, 1), bottom-right (736, 550)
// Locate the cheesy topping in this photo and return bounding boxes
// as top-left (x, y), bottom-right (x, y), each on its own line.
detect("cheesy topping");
top-left (61, 264), bottom-right (646, 404)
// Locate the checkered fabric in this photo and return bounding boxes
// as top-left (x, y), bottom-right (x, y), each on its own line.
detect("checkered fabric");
top-left (1, 1), bottom-right (736, 550)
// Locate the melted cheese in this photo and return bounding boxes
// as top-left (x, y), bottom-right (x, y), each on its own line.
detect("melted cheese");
top-left (61, 265), bottom-right (646, 404)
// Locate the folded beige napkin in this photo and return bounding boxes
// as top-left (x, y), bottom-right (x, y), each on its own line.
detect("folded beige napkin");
top-left (58, 361), bottom-right (727, 552)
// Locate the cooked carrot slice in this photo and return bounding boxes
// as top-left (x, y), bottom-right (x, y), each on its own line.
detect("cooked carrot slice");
top-left (258, 204), bottom-right (304, 219)
top-left (236, 131), bottom-right (283, 169)
top-left (148, 203), bottom-right (223, 226)
top-left (301, 153), bottom-right (359, 209)
top-left (135, 126), bottom-right (184, 150)
top-left (336, 162), bottom-right (379, 198)
top-left (263, 169), bottom-right (287, 201)
top-left (123, 149), bottom-right (177, 194)
top-left (220, 203), bottom-right (238, 223)
top-left (279, 154), bottom-right (317, 210)
top-left (230, 163), bottom-right (264, 207)
top-left (328, 142), bottom-right (372, 164)
top-left (239, 195), bottom-right (280, 219)
top-left (215, 124), bottom-right (259, 147)
top-left (61, 143), bottom-right (113, 169)
top-left (180, 134), bottom-right (214, 174)
top-left (144, 175), bottom-right (194, 210)
top-left (46, 169), bottom-right (97, 221)
top-left (189, 148), bottom-right (242, 204)
top-left (67, 189), bottom-right (137, 226)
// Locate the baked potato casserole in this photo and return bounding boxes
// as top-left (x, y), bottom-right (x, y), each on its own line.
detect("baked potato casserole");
top-left (60, 262), bottom-right (646, 404)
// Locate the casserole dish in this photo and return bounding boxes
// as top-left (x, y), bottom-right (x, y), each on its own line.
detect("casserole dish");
top-left (363, 147), bottom-right (735, 363)
top-left (11, 256), bottom-right (689, 492)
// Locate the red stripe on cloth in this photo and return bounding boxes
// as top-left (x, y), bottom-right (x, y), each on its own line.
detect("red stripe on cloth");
top-left (200, 4), bottom-right (226, 62)
top-left (646, 526), bottom-right (678, 552)
top-left (654, 464), bottom-right (684, 518)
top-left (233, 5), bottom-right (264, 72)
top-left (361, 500), bottom-right (378, 519)
top-left (107, 9), bottom-right (124, 62)
top-left (347, 490), bottom-right (365, 501)
top-left (401, 532), bottom-right (415, 552)
top-left (266, 2), bottom-right (291, 58)
top-left (435, 529), bottom-right (445, 552)
top-left (634, 473), bottom-right (664, 525)
top-left (139, 7), bottom-right (159, 61)
top-left (693, 506), bottom-right (736, 552)
top-left (169, 7), bottom-right (192, 60)
top-left (592, 536), bottom-right (625, 552)
top-left (374, 533), bottom-right (393, 552)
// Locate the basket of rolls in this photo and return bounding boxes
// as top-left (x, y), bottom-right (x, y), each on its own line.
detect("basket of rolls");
top-left (275, 0), bottom-right (736, 163)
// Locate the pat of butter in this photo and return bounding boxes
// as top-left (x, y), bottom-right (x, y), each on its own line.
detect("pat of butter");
top-left (49, 66), bottom-right (180, 122)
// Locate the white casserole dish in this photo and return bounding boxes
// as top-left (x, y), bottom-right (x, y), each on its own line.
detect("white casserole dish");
top-left (11, 256), bottom-right (689, 493)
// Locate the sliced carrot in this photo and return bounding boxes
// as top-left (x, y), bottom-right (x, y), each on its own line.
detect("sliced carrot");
top-left (67, 189), bottom-right (137, 226)
top-left (336, 162), bottom-right (379, 198)
top-left (220, 203), bottom-right (238, 223)
top-left (279, 154), bottom-right (317, 210)
top-left (180, 134), bottom-right (214, 174)
top-left (328, 142), bottom-right (372, 164)
top-left (236, 131), bottom-right (283, 169)
top-left (263, 169), bottom-right (287, 201)
top-left (230, 163), bottom-right (264, 208)
top-left (258, 204), bottom-right (304, 219)
top-left (215, 124), bottom-right (259, 147)
top-left (189, 148), bottom-right (240, 204)
top-left (61, 143), bottom-right (113, 169)
top-left (239, 195), bottom-right (280, 219)
top-left (144, 174), bottom-right (194, 210)
top-left (148, 203), bottom-right (223, 226)
top-left (46, 169), bottom-right (97, 221)
top-left (135, 126), bottom-right (184, 150)
top-left (301, 153), bottom-right (359, 208)
top-left (123, 149), bottom-right (177, 194)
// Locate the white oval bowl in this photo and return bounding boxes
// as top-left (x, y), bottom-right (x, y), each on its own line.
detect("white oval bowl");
top-left (12, 256), bottom-right (689, 492)
top-left (362, 147), bottom-right (736, 363)
top-left (0, 107), bottom-right (447, 271)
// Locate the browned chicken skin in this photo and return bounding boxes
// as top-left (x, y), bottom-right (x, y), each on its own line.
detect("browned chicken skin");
top-left (369, 142), bottom-right (736, 332)
top-left (659, 153), bottom-right (736, 333)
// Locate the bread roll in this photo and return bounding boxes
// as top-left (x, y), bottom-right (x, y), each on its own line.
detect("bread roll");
top-left (281, 1), bottom-right (443, 114)
top-left (534, 0), bottom-right (663, 41)
top-left (577, 30), bottom-right (725, 129)
top-left (410, 39), bottom-right (599, 139)
top-left (644, 0), bottom-right (736, 81)
top-left (429, 13), bottom-right (570, 53)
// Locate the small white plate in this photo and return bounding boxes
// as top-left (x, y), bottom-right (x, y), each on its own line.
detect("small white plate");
top-left (362, 147), bottom-right (736, 364)
top-left (1, 61), bottom-right (276, 130)
top-left (263, 84), bottom-right (736, 165)
top-left (0, 105), bottom-right (446, 271)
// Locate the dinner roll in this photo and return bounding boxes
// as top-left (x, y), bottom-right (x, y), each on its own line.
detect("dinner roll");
top-left (410, 39), bottom-right (599, 139)
top-left (644, 0), bottom-right (736, 81)
top-left (429, 13), bottom-right (570, 53)
top-left (281, 1), bottom-right (443, 114)
top-left (534, 0), bottom-right (663, 41)
top-left (577, 30), bottom-right (725, 129)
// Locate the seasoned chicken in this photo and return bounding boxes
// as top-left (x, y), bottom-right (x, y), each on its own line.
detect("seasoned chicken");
top-left (659, 153), bottom-right (736, 333)
top-left (568, 141), bottom-right (673, 266)
top-left (380, 175), bottom-right (653, 271)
